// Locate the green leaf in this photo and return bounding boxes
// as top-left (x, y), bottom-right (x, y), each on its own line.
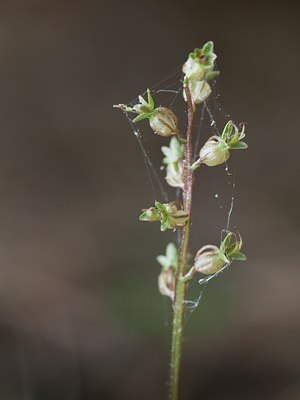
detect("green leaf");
top-left (160, 220), bottom-right (168, 231)
top-left (177, 136), bottom-right (187, 144)
top-left (230, 141), bottom-right (248, 150)
top-left (218, 251), bottom-right (230, 264)
top-left (202, 41), bottom-right (214, 55)
top-left (220, 232), bottom-right (233, 253)
top-left (227, 241), bottom-right (239, 256)
top-left (133, 113), bottom-right (151, 123)
top-left (139, 212), bottom-right (148, 221)
top-left (155, 201), bottom-right (166, 212)
top-left (147, 89), bottom-right (155, 111)
top-left (221, 121), bottom-right (234, 141)
top-left (205, 70), bottom-right (220, 81)
top-left (138, 95), bottom-right (149, 107)
top-left (231, 252), bottom-right (247, 261)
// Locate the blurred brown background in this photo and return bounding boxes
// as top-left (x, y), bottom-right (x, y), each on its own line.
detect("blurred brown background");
top-left (0, 0), bottom-right (299, 399)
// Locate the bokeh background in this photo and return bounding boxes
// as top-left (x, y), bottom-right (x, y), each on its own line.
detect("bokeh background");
top-left (0, 0), bottom-right (299, 399)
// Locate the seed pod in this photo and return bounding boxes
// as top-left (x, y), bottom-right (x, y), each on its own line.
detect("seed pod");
top-left (182, 57), bottom-right (206, 80)
top-left (149, 107), bottom-right (178, 137)
top-left (199, 136), bottom-right (230, 167)
top-left (193, 245), bottom-right (225, 275)
top-left (189, 79), bottom-right (212, 105)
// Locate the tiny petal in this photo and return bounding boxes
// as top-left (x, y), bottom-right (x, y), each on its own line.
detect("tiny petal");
top-left (166, 162), bottom-right (184, 189)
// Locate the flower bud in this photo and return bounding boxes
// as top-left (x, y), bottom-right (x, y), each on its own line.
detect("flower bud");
top-left (182, 57), bottom-right (206, 81)
top-left (149, 107), bottom-right (178, 137)
top-left (139, 201), bottom-right (188, 231)
top-left (158, 269), bottom-right (175, 301)
top-left (145, 207), bottom-right (161, 222)
top-left (193, 245), bottom-right (225, 275)
top-left (198, 136), bottom-right (230, 167)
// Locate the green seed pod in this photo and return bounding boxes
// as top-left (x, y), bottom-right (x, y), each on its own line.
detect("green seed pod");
top-left (199, 136), bottom-right (230, 167)
top-left (188, 79), bottom-right (212, 105)
top-left (149, 107), bottom-right (178, 137)
top-left (193, 245), bottom-right (225, 275)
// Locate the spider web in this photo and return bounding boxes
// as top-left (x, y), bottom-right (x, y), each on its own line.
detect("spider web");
top-left (120, 63), bottom-right (240, 324)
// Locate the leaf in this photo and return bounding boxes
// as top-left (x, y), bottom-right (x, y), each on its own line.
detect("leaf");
top-left (218, 251), bottom-right (230, 264)
top-left (147, 89), bottom-right (155, 110)
top-left (230, 141), bottom-right (248, 150)
top-left (202, 41), bottom-right (214, 55)
top-left (227, 241), bottom-right (240, 256)
top-left (220, 232), bottom-right (233, 252)
top-left (160, 219), bottom-right (169, 231)
top-left (177, 136), bottom-right (187, 144)
top-left (139, 212), bottom-right (148, 221)
top-left (231, 252), bottom-right (247, 261)
top-left (138, 95), bottom-right (149, 107)
top-left (221, 121), bottom-right (234, 141)
top-left (205, 70), bottom-right (220, 81)
top-left (133, 113), bottom-right (151, 123)
top-left (155, 201), bottom-right (166, 212)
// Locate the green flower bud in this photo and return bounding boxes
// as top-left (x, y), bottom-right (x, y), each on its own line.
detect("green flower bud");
top-left (193, 245), bottom-right (225, 275)
top-left (145, 207), bottom-right (161, 222)
top-left (191, 80), bottom-right (212, 104)
top-left (139, 201), bottom-right (189, 231)
top-left (183, 42), bottom-right (218, 77)
top-left (183, 80), bottom-right (212, 106)
top-left (149, 107), bottom-right (178, 137)
top-left (182, 57), bottom-right (206, 81)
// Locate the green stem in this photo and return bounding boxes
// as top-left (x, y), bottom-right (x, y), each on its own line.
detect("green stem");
top-left (169, 84), bottom-right (194, 400)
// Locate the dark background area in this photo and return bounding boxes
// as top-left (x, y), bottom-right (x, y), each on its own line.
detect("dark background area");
top-left (0, 0), bottom-right (299, 399)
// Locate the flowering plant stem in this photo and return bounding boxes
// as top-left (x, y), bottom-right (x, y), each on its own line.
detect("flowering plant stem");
top-left (169, 85), bottom-right (194, 400)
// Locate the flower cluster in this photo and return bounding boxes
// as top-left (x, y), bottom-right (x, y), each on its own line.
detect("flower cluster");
top-left (139, 201), bottom-right (189, 231)
top-left (182, 41), bottom-right (219, 107)
top-left (161, 137), bottom-right (184, 188)
top-left (191, 120), bottom-right (248, 169)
